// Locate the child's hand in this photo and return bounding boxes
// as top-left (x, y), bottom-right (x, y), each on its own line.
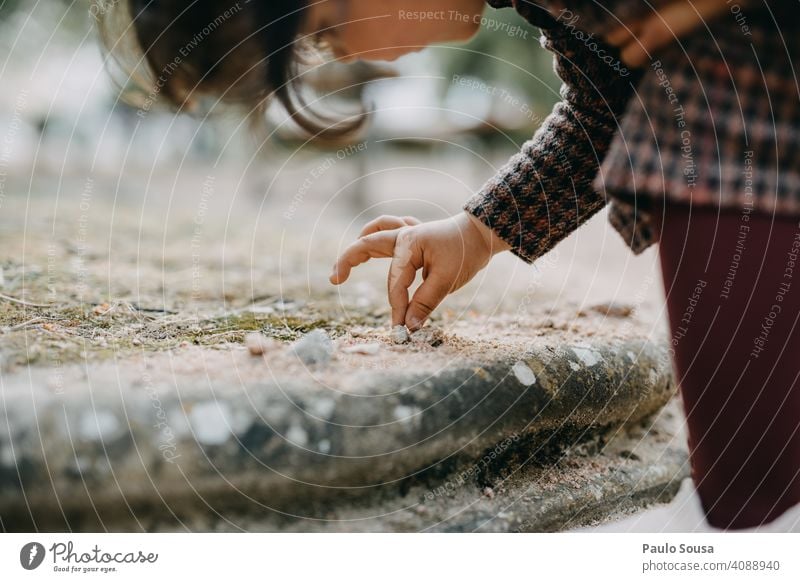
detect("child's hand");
top-left (330, 212), bottom-right (510, 330)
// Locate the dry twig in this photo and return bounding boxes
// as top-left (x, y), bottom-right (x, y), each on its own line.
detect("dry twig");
top-left (0, 293), bottom-right (51, 309)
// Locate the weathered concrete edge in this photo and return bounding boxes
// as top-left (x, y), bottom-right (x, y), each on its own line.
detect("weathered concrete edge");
top-left (0, 339), bottom-right (675, 530)
top-left (186, 405), bottom-right (691, 533)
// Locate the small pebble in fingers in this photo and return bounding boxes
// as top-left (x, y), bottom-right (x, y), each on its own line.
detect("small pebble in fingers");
top-left (391, 325), bottom-right (410, 344)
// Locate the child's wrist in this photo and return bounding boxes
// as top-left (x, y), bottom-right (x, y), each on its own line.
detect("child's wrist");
top-left (461, 211), bottom-right (511, 256)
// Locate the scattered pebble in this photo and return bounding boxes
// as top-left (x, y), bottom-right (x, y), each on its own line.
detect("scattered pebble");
top-left (190, 401), bottom-right (232, 446)
top-left (78, 410), bottom-right (121, 442)
top-left (286, 422), bottom-right (309, 446)
top-left (291, 329), bottom-right (334, 366)
top-left (245, 332), bottom-right (277, 356)
top-left (392, 404), bottom-right (421, 422)
top-left (132, 338), bottom-right (142, 346)
top-left (93, 303), bottom-right (111, 316)
top-left (572, 344), bottom-right (602, 367)
top-left (590, 302), bottom-right (634, 318)
top-left (410, 326), bottom-right (444, 347)
top-left (511, 361), bottom-right (537, 386)
top-left (483, 487), bottom-right (495, 500)
top-left (342, 342), bottom-right (381, 355)
top-left (308, 397), bottom-right (336, 419)
top-left (390, 325), bottom-right (409, 344)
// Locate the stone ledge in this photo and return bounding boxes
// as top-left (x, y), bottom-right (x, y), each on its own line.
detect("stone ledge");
top-left (1, 328), bottom-right (676, 531)
top-left (194, 401), bottom-right (688, 532)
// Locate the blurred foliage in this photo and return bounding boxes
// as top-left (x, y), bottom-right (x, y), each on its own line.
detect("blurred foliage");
top-left (0, 0), bottom-right (24, 18)
top-left (0, 0), bottom-right (95, 31)
top-left (442, 9), bottom-right (560, 113)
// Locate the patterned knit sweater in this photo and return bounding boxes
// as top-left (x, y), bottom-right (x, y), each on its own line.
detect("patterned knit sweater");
top-left (464, 0), bottom-right (639, 263)
top-left (465, 0), bottom-right (800, 263)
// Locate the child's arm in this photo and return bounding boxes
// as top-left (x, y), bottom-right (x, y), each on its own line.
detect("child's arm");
top-left (464, 25), bottom-right (637, 263)
top-left (332, 26), bottom-right (637, 329)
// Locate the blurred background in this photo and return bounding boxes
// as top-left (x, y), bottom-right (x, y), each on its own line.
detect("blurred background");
top-left (0, 0), bottom-right (665, 331)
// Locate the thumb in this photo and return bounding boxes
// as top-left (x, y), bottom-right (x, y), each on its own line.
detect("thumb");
top-left (405, 272), bottom-right (451, 331)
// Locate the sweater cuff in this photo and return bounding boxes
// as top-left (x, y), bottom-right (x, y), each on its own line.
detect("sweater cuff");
top-left (464, 180), bottom-right (541, 264)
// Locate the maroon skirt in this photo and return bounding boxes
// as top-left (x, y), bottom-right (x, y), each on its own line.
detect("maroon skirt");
top-left (658, 202), bottom-right (800, 529)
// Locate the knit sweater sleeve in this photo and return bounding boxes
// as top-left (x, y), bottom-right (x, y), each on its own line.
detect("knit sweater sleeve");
top-left (464, 24), bottom-right (638, 263)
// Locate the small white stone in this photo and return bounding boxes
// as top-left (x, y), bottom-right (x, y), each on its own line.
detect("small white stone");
top-left (286, 422), bottom-right (308, 446)
top-left (190, 401), bottom-right (232, 446)
top-left (79, 410), bottom-right (121, 442)
top-left (342, 342), bottom-right (381, 355)
top-left (572, 344), bottom-right (602, 367)
top-left (291, 329), bottom-right (334, 366)
top-left (626, 350), bottom-right (637, 362)
top-left (393, 404), bottom-right (421, 422)
top-left (569, 361), bottom-right (581, 372)
top-left (391, 325), bottom-right (409, 344)
top-left (511, 361), bottom-right (537, 386)
top-left (317, 439), bottom-right (331, 454)
top-left (309, 397), bottom-right (336, 419)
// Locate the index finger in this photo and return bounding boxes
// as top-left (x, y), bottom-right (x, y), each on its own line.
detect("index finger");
top-left (405, 271), bottom-right (452, 331)
top-left (330, 230), bottom-right (398, 285)
top-left (359, 215), bottom-right (421, 237)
